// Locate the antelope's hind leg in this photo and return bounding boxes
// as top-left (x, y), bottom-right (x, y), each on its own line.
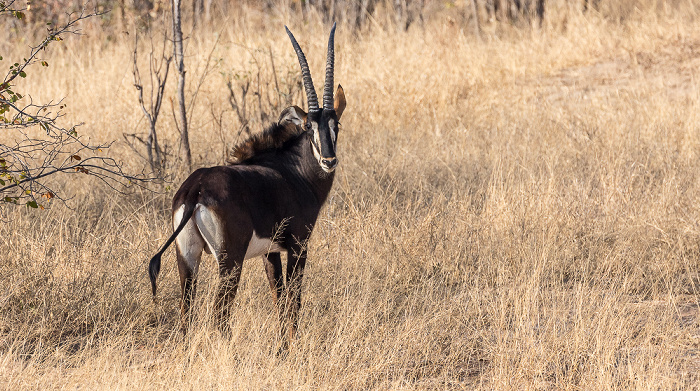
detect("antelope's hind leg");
top-left (194, 206), bottom-right (248, 330)
top-left (215, 234), bottom-right (250, 331)
top-left (174, 205), bottom-right (205, 332)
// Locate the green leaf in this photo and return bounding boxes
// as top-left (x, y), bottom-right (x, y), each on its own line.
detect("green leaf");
top-left (19, 71), bottom-right (26, 78)
top-left (0, 179), bottom-right (4, 185)
top-left (26, 201), bottom-right (38, 208)
top-left (41, 61), bottom-right (48, 67)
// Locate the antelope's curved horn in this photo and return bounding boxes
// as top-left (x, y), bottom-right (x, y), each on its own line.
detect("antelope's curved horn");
top-left (323, 22), bottom-right (336, 110)
top-left (285, 26), bottom-right (319, 112)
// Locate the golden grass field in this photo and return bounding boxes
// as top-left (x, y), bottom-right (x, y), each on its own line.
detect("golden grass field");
top-left (2, 0), bottom-right (700, 388)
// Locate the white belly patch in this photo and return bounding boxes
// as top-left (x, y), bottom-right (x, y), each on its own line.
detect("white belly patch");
top-left (245, 231), bottom-right (283, 259)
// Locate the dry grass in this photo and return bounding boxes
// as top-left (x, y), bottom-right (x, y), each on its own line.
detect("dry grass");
top-left (2, 1), bottom-right (700, 389)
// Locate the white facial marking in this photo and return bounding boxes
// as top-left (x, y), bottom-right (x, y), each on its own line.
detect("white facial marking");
top-left (174, 204), bottom-right (204, 272)
top-left (311, 127), bottom-right (322, 162)
top-left (328, 119), bottom-right (336, 142)
top-left (245, 230), bottom-right (282, 260)
top-left (313, 125), bottom-right (321, 146)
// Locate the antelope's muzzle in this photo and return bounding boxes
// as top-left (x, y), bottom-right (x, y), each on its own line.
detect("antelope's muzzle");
top-left (321, 157), bottom-right (338, 171)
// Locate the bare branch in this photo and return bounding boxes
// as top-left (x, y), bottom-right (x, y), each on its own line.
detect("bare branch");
top-left (132, 27), bottom-right (172, 173)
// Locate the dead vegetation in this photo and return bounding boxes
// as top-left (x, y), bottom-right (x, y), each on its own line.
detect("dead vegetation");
top-left (1, 0), bottom-right (700, 389)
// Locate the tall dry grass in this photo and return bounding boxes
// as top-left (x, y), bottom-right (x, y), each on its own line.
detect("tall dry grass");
top-left (2, 1), bottom-right (700, 388)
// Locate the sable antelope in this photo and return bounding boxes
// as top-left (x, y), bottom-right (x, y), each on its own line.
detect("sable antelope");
top-left (147, 24), bottom-right (346, 343)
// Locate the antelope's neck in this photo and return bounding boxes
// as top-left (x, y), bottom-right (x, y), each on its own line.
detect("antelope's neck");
top-left (295, 132), bottom-right (336, 206)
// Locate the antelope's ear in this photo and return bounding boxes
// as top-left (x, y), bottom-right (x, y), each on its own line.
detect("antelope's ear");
top-left (334, 85), bottom-right (346, 120)
top-left (278, 106), bottom-right (307, 127)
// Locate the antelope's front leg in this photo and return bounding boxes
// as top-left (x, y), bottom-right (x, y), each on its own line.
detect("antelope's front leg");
top-left (264, 252), bottom-right (288, 352)
top-left (285, 245), bottom-right (307, 341)
top-left (263, 252), bottom-right (285, 312)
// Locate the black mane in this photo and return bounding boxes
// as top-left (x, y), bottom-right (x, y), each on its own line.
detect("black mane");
top-left (227, 122), bottom-right (303, 164)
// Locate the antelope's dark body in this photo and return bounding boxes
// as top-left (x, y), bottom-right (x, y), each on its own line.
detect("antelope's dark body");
top-left (147, 24), bottom-right (346, 346)
top-left (173, 128), bottom-right (335, 251)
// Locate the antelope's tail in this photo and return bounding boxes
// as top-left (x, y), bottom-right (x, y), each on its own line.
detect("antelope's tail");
top-left (148, 202), bottom-right (197, 298)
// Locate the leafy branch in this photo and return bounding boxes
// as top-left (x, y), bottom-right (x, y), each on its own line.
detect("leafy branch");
top-left (0, 3), bottom-right (155, 209)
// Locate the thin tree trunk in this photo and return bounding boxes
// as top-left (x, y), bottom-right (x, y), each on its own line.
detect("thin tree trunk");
top-left (205, 0), bottom-right (213, 22)
top-left (118, 0), bottom-right (126, 28)
top-left (192, 0), bottom-right (203, 31)
top-left (488, 0), bottom-right (496, 21)
top-left (329, 0), bottom-right (336, 23)
top-left (536, 0), bottom-right (544, 26)
top-left (172, 0), bottom-right (191, 171)
top-left (417, 0), bottom-right (425, 27)
top-left (583, 0), bottom-right (599, 12)
top-left (305, 0), bottom-right (312, 22)
top-left (470, 0), bottom-right (480, 39)
top-left (394, 0), bottom-right (404, 31)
